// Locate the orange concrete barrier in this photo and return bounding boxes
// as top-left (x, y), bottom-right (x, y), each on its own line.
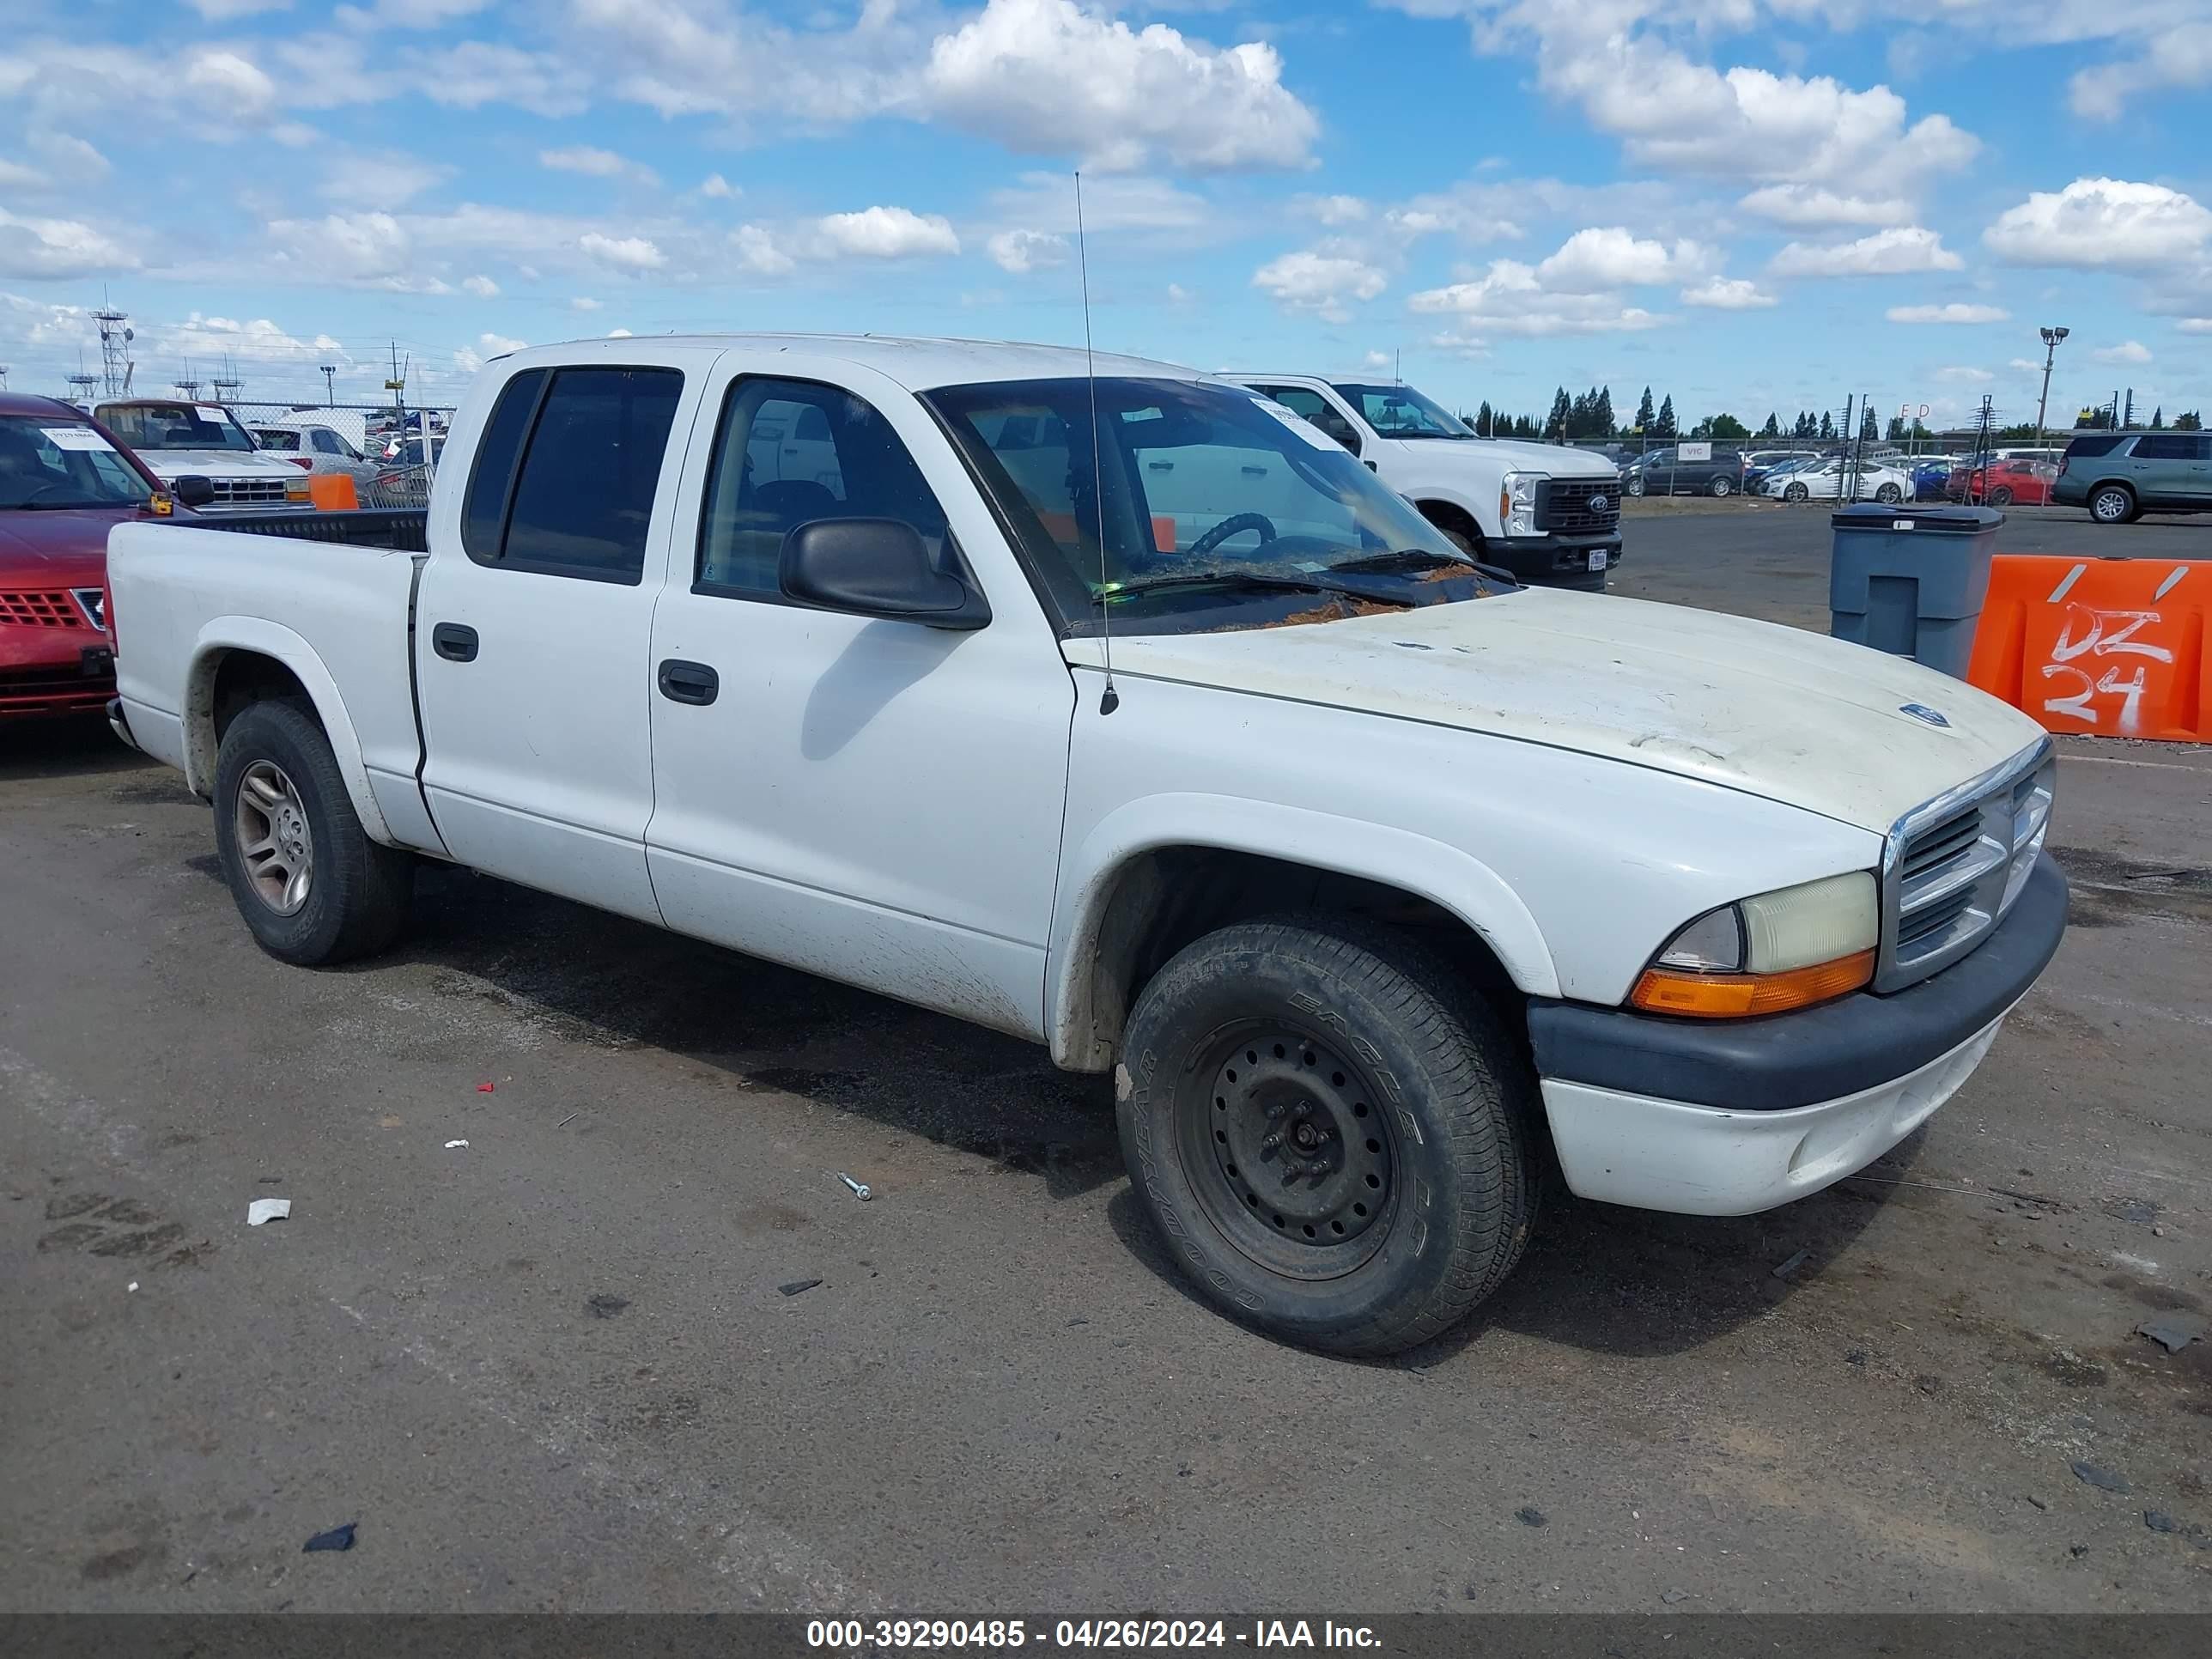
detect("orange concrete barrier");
top-left (307, 472), bottom-right (359, 512)
top-left (1967, 556), bottom-right (2209, 742)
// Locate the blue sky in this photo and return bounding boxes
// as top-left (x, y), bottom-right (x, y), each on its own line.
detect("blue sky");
top-left (1, 0), bottom-right (2207, 429)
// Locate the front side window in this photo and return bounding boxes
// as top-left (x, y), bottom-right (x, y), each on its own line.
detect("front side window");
top-left (100, 402), bottom-right (255, 453)
top-left (256, 429), bottom-right (300, 452)
top-left (1328, 382), bottom-right (1471, 441)
top-left (463, 365), bottom-right (682, 581)
top-left (0, 415), bottom-right (153, 509)
top-left (697, 376), bottom-right (949, 596)
top-left (927, 376), bottom-right (1479, 628)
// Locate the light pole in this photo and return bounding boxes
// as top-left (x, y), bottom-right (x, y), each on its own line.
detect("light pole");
top-left (2034, 325), bottom-right (2068, 452)
top-left (320, 363), bottom-right (337, 406)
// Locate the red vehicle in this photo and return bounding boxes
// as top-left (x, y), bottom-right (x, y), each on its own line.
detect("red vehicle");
top-left (0, 393), bottom-right (178, 720)
top-left (1957, 457), bottom-right (2057, 507)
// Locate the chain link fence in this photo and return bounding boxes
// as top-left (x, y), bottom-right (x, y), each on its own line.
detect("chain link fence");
top-left (216, 400), bottom-right (456, 509)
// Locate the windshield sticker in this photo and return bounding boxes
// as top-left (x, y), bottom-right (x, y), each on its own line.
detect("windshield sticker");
top-left (1250, 398), bottom-right (1340, 453)
top-left (195, 404), bottom-right (228, 424)
top-left (40, 426), bottom-right (115, 453)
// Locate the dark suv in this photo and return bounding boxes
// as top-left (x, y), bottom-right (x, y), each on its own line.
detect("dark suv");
top-left (1623, 445), bottom-right (1746, 499)
top-left (2053, 432), bottom-right (2212, 523)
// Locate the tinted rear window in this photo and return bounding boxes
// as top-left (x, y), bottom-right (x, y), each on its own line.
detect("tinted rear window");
top-left (499, 368), bottom-right (683, 582)
top-left (2064, 434), bottom-right (2124, 459)
top-left (2132, 434), bottom-right (2208, 461)
top-left (462, 368), bottom-right (547, 562)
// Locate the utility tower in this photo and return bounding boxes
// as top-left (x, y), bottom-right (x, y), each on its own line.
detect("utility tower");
top-left (94, 301), bottom-right (134, 400)
top-left (65, 372), bottom-right (97, 407)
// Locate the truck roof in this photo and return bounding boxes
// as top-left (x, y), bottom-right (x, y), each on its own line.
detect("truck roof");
top-left (496, 332), bottom-right (1202, 392)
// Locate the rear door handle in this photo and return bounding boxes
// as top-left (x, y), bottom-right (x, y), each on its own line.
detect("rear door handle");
top-left (431, 623), bottom-right (477, 663)
top-left (657, 659), bottom-right (719, 706)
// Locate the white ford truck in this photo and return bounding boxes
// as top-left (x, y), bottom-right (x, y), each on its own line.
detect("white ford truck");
top-left (1225, 374), bottom-right (1624, 589)
top-left (106, 335), bottom-right (2065, 1356)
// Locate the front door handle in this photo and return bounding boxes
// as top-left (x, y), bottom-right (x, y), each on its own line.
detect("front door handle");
top-left (657, 659), bottom-right (719, 706)
top-left (431, 623), bottom-right (477, 663)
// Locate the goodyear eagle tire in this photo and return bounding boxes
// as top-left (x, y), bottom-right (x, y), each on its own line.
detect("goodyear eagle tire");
top-left (1116, 915), bottom-right (1537, 1356)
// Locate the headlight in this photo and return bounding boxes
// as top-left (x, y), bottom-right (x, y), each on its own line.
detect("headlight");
top-left (1499, 470), bottom-right (1541, 536)
top-left (1632, 872), bottom-right (1878, 1018)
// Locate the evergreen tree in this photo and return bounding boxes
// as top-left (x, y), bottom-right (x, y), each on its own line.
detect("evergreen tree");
top-left (1635, 386), bottom-right (1656, 431)
top-left (1819, 411), bottom-right (1834, 440)
top-left (1545, 386), bottom-right (1571, 441)
top-left (1595, 386), bottom-right (1616, 437)
top-left (1887, 416), bottom-right (1905, 441)
top-left (2175, 410), bottom-right (2203, 431)
top-left (1759, 412), bottom-right (1780, 438)
top-left (1474, 399), bottom-right (1493, 436)
top-left (1655, 394), bottom-right (1676, 437)
top-left (2151, 406), bottom-right (2165, 429)
top-left (1708, 412), bottom-right (1749, 440)
top-left (1860, 405), bottom-right (1879, 443)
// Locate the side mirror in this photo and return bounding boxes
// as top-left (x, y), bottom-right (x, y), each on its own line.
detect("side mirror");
top-left (779, 518), bottom-right (991, 631)
top-left (172, 475), bottom-right (217, 508)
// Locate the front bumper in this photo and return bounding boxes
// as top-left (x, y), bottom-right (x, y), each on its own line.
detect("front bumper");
top-left (1, 629), bottom-right (113, 720)
top-left (1492, 530), bottom-right (1621, 591)
top-left (1525, 857), bottom-right (2068, 1215)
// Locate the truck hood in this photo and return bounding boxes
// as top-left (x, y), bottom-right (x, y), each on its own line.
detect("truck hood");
top-left (1376, 434), bottom-right (1618, 478)
top-left (1062, 590), bottom-right (2046, 834)
top-left (137, 450), bottom-right (297, 479)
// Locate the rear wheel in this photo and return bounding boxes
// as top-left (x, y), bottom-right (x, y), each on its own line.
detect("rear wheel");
top-left (1875, 483), bottom-right (1905, 505)
top-left (1708, 475), bottom-right (1734, 498)
top-left (213, 699), bottom-right (413, 965)
top-left (1116, 915), bottom-right (1538, 1356)
top-left (2088, 483), bottom-right (2136, 525)
top-left (1986, 485), bottom-right (2014, 507)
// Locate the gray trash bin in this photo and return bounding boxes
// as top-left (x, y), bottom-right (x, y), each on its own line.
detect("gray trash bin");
top-left (1828, 503), bottom-right (2002, 679)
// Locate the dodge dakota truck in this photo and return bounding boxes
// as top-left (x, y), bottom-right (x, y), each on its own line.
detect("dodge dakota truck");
top-left (105, 335), bottom-right (2066, 1356)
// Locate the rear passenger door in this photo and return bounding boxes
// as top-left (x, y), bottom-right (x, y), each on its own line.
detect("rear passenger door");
top-left (642, 355), bottom-right (1075, 1038)
top-left (2132, 434), bottom-right (2212, 505)
top-left (415, 353), bottom-right (709, 922)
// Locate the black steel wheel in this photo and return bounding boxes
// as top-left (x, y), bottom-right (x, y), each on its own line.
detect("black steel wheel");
top-left (1117, 915), bottom-right (1538, 1356)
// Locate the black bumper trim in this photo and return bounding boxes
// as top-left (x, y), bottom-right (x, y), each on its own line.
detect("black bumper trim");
top-left (1526, 858), bottom-right (2069, 1112)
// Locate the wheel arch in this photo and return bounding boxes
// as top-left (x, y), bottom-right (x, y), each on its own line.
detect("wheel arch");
top-left (1045, 797), bottom-right (1558, 1073)
top-left (184, 619), bottom-right (392, 844)
top-left (1413, 495), bottom-right (1485, 544)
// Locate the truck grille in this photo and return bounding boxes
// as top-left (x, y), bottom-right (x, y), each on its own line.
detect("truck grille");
top-left (209, 477), bottom-right (289, 507)
top-left (1535, 478), bottom-right (1621, 533)
top-left (0, 590), bottom-right (92, 629)
top-left (1877, 740), bottom-right (2055, 992)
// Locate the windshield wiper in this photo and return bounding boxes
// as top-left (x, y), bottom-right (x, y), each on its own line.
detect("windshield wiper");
top-left (1329, 547), bottom-right (1521, 589)
top-left (1108, 568), bottom-right (1414, 608)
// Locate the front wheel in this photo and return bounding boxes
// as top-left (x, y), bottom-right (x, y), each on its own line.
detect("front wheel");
top-left (1625, 475), bottom-right (1645, 498)
top-left (1986, 485), bottom-right (2013, 507)
top-left (1875, 483), bottom-right (1904, 504)
top-left (1784, 482), bottom-right (1808, 503)
top-left (2088, 484), bottom-right (2135, 524)
top-left (1117, 916), bottom-right (1537, 1356)
top-left (213, 699), bottom-right (413, 965)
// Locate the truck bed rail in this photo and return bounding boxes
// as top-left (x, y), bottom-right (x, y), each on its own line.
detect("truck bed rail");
top-left (155, 508), bottom-right (428, 553)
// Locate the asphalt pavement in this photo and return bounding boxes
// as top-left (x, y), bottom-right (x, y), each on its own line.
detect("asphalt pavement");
top-left (4, 523), bottom-right (2210, 1611)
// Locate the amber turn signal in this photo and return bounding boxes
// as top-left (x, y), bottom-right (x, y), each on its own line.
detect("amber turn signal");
top-left (1630, 948), bottom-right (1876, 1018)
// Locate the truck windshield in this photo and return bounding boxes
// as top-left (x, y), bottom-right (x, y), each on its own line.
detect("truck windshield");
top-left (100, 403), bottom-right (255, 453)
top-left (0, 415), bottom-right (154, 509)
top-left (1328, 382), bottom-right (1473, 441)
top-left (927, 377), bottom-right (1492, 623)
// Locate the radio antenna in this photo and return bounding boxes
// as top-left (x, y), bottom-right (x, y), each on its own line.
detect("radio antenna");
top-left (1075, 169), bottom-right (1118, 716)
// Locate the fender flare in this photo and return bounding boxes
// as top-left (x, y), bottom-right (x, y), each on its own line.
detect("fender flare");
top-left (1045, 793), bottom-right (1559, 1071)
top-left (1407, 483), bottom-right (1492, 531)
top-left (183, 617), bottom-right (394, 845)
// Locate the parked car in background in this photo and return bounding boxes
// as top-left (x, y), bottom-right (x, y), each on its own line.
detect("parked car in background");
top-left (249, 414), bottom-right (384, 493)
top-left (107, 332), bottom-right (2066, 1356)
top-left (0, 393), bottom-right (177, 719)
top-left (1741, 450), bottom-right (1821, 492)
top-left (1762, 458), bottom-right (1911, 503)
top-left (1226, 374), bottom-right (1622, 588)
top-left (96, 400), bottom-right (310, 511)
top-left (1909, 457), bottom-right (1955, 501)
top-left (2052, 431), bottom-right (2212, 523)
top-left (1622, 445), bottom-right (1745, 498)
top-left (1957, 457), bottom-right (2056, 507)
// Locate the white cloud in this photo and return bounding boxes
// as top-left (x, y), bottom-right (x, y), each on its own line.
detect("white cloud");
top-left (153, 313), bottom-right (351, 372)
top-left (732, 224), bottom-right (796, 276)
top-left (1536, 227), bottom-right (1709, 290)
top-left (2179, 319), bottom-right (2212, 334)
top-left (267, 210), bottom-right (411, 281)
top-left (1680, 276), bottom-right (1778, 309)
top-left (923, 0), bottom-right (1319, 171)
top-left (1738, 185), bottom-right (1916, 228)
top-left (814, 206), bottom-right (960, 258)
top-left (1936, 366), bottom-right (1994, 383)
top-left (1409, 266), bottom-right (1661, 337)
top-left (2069, 22), bottom-right (2212, 118)
top-left (185, 50), bottom-right (276, 117)
top-left (578, 230), bottom-right (665, 272)
top-left (479, 331), bottom-right (526, 356)
top-left (188, 0), bottom-right (295, 17)
top-left (540, 145), bottom-right (658, 185)
top-left (2094, 340), bottom-right (2153, 364)
top-left (1360, 349), bottom-right (1392, 370)
top-left (988, 228), bottom-right (1068, 274)
top-left (570, 295), bottom-right (604, 312)
top-left (1769, 226), bottom-right (1963, 277)
top-left (1887, 302), bottom-right (2010, 324)
top-left (1251, 250), bottom-right (1387, 322)
top-left (1165, 282), bottom-right (1193, 303)
top-left (700, 173), bottom-right (738, 199)
top-left (321, 149), bottom-right (449, 210)
top-left (1984, 178), bottom-right (2212, 270)
top-left (461, 273), bottom-right (499, 298)
top-left (1299, 194), bottom-right (1370, 226)
top-left (607, 327), bottom-right (634, 337)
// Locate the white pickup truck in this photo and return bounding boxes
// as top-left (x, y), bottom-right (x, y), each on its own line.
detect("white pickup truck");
top-left (106, 334), bottom-right (2066, 1356)
top-left (1226, 374), bottom-right (1623, 589)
